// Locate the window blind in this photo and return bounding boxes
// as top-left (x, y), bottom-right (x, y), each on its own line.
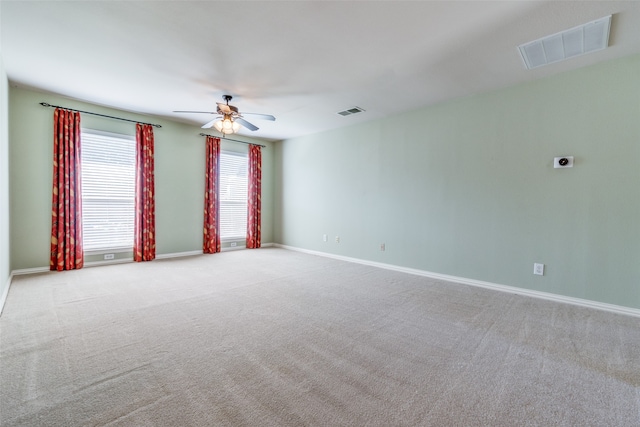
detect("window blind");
top-left (220, 151), bottom-right (248, 240)
top-left (81, 130), bottom-right (136, 252)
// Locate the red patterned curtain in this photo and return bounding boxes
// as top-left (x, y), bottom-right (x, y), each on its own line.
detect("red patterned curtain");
top-left (50, 108), bottom-right (84, 271)
top-left (134, 124), bottom-right (156, 262)
top-left (203, 136), bottom-right (221, 254)
top-left (246, 144), bottom-right (262, 249)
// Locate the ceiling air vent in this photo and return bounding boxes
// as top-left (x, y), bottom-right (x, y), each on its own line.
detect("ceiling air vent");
top-left (518, 15), bottom-right (611, 70)
top-left (337, 106), bottom-right (365, 117)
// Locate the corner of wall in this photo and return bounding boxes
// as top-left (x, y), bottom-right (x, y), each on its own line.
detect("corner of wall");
top-left (0, 30), bottom-right (12, 314)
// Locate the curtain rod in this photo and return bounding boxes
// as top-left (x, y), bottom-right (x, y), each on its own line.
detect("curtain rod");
top-left (40, 102), bottom-right (162, 128)
top-left (199, 133), bottom-right (266, 148)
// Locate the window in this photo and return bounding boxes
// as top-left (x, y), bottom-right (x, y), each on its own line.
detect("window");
top-left (220, 151), bottom-right (248, 240)
top-left (81, 130), bottom-right (135, 252)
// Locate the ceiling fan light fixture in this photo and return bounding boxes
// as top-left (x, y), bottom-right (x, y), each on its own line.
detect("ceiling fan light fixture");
top-left (213, 115), bottom-right (241, 135)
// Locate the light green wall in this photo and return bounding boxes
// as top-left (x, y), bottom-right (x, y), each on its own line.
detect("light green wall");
top-left (275, 54), bottom-right (640, 310)
top-left (9, 87), bottom-right (275, 270)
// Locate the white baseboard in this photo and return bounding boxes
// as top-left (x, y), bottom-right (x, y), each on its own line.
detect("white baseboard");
top-left (222, 245), bottom-right (245, 252)
top-left (0, 274), bottom-right (11, 316)
top-left (222, 242), bottom-right (274, 252)
top-left (274, 244), bottom-right (640, 318)
top-left (85, 258), bottom-right (133, 267)
top-left (155, 250), bottom-right (203, 259)
top-left (11, 266), bottom-right (50, 276)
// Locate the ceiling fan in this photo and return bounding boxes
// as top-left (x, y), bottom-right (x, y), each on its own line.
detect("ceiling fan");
top-left (174, 95), bottom-right (275, 135)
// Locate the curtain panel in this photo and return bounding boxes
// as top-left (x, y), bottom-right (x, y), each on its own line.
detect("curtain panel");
top-left (203, 136), bottom-right (221, 254)
top-left (50, 108), bottom-right (84, 271)
top-left (246, 144), bottom-right (262, 249)
top-left (134, 123), bottom-right (156, 262)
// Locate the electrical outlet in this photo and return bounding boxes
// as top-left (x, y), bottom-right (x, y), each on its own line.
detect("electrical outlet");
top-left (335, 236), bottom-right (340, 243)
top-left (533, 263), bottom-right (544, 276)
top-left (104, 254), bottom-right (115, 260)
top-left (380, 243), bottom-right (385, 251)
top-left (323, 234), bottom-right (328, 242)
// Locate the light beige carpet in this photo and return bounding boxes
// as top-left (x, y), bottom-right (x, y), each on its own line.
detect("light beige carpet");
top-left (1, 248), bottom-right (639, 426)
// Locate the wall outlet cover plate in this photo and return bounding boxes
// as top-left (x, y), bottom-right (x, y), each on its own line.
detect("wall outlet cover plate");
top-left (533, 263), bottom-right (545, 275)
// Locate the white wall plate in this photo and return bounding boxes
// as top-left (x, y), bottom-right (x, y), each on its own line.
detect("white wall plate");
top-left (554, 156), bottom-right (574, 168)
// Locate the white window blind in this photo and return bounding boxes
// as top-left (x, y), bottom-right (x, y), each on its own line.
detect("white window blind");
top-left (220, 151), bottom-right (248, 240)
top-left (81, 130), bottom-right (136, 252)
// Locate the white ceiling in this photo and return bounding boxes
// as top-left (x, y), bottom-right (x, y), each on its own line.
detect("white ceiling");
top-left (2, 1), bottom-right (639, 141)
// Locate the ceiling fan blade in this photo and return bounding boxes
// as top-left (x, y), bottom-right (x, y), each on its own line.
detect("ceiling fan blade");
top-left (173, 110), bottom-right (215, 114)
top-left (235, 117), bottom-right (259, 131)
top-left (201, 118), bottom-right (218, 129)
top-left (241, 112), bottom-right (276, 121)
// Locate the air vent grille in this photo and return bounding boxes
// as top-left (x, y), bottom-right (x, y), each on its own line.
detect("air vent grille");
top-left (337, 106), bottom-right (365, 116)
top-left (518, 15), bottom-right (611, 69)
